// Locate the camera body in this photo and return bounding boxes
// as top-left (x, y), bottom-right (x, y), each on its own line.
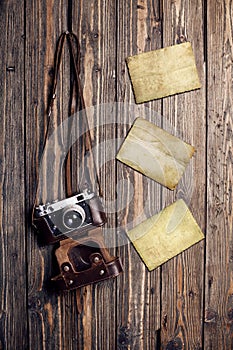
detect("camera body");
top-left (33, 190), bottom-right (123, 290)
top-left (34, 189), bottom-right (106, 244)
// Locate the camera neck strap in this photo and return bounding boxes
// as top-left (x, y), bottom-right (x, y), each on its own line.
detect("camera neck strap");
top-left (31, 33), bottom-right (123, 291)
top-left (33, 31), bottom-right (101, 210)
top-left (48, 31), bottom-right (85, 116)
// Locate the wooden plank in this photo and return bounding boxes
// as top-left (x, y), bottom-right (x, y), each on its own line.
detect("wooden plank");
top-left (204, 1), bottom-right (233, 349)
top-left (161, 0), bottom-right (206, 349)
top-left (72, 1), bottom-right (118, 349)
top-left (0, 1), bottom-right (28, 349)
top-left (3, 1), bottom-right (229, 349)
top-left (116, 1), bottom-right (162, 348)
top-left (25, 1), bottom-right (74, 349)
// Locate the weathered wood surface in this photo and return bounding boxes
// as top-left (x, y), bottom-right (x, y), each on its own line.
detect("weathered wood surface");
top-left (116, 1), bottom-right (162, 349)
top-left (161, 1), bottom-right (206, 349)
top-left (161, 0), bottom-right (206, 349)
top-left (0, 1), bottom-right (28, 349)
top-left (0, 0), bottom-right (232, 349)
top-left (25, 2), bottom-right (71, 350)
top-left (205, 1), bottom-right (233, 349)
top-left (72, 2), bottom-right (118, 349)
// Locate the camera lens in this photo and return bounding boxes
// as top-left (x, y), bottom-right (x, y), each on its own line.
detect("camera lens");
top-left (62, 205), bottom-right (85, 230)
top-left (64, 211), bottom-right (82, 228)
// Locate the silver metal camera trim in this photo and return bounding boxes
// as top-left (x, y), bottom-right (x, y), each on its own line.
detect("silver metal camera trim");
top-left (36, 189), bottom-right (95, 217)
top-left (62, 205), bottom-right (86, 230)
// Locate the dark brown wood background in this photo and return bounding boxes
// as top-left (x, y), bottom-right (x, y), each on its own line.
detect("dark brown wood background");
top-left (0, 0), bottom-right (232, 349)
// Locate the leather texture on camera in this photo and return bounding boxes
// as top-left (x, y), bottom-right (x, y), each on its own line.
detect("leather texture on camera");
top-left (34, 209), bottom-right (106, 245)
top-left (51, 227), bottom-right (123, 290)
top-left (52, 257), bottom-right (123, 291)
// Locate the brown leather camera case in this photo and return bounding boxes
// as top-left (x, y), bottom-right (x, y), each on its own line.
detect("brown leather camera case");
top-left (52, 228), bottom-right (123, 291)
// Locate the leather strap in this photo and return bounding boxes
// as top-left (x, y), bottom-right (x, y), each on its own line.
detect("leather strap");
top-left (33, 31), bottom-right (99, 209)
top-left (47, 32), bottom-right (85, 118)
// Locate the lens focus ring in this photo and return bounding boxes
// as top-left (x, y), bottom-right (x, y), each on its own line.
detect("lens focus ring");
top-left (62, 205), bottom-right (86, 230)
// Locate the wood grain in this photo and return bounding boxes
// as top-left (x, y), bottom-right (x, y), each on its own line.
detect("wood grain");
top-left (116, 1), bottom-right (162, 349)
top-left (161, 0), bottom-right (206, 349)
top-left (0, 1), bottom-right (233, 349)
top-left (25, 1), bottom-right (72, 349)
top-left (72, 1), bottom-right (118, 349)
top-left (204, 1), bottom-right (233, 349)
top-left (0, 1), bottom-right (28, 349)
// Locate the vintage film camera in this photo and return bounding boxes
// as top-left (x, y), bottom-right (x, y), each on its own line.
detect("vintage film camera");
top-left (34, 189), bottom-right (123, 291)
top-left (34, 188), bottom-right (106, 245)
top-left (33, 31), bottom-right (123, 290)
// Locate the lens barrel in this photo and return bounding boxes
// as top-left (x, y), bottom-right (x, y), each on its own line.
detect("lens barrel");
top-left (62, 205), bottom-right (85, 230)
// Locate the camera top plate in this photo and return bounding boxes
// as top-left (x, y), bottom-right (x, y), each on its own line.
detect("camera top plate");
top-left (35, 189), bottom-right (95, 217)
